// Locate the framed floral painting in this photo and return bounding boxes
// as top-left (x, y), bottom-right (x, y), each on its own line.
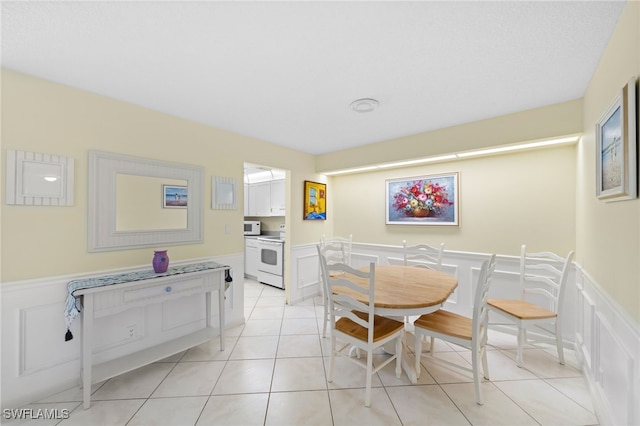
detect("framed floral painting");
top-left (386, 172), bottom-right (459, 226)
top-left (303, 180), bottom-right (326, 220)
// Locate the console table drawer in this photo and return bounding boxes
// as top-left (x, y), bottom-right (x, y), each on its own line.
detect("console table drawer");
top-left (85, 271), bottom-right (217, 318)
top-left (122, 276), bottom-right (209, 304)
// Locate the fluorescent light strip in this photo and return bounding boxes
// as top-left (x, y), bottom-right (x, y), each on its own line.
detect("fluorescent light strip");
top-left (324, 135), bottom-right (580, 175)
top-left (456, 136), bottom-right (579, 158)
top-left (326, 155), bottom-right (458, 175)
top-left (326, 165), bottom-right (379, 175)
top-left (377, 154), bottom-right (458, 168)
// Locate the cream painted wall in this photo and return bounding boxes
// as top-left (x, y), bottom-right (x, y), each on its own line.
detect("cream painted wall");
top-left (316, 99), bottom-right (582, 173)
top-left (578, 1), bottom-right (640, 322)
top-left (1, 69), bottom-right (317, 282)
top-left (331, 145), bottom-right (576, 257)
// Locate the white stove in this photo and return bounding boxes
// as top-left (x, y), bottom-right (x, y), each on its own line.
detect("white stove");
top-left (257, 224), bottom-right (285, 289)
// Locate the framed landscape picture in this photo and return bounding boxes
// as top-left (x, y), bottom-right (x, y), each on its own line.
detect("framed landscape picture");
top-left (595, 77), bottom-right (637, 202)
top-left (163, 185), bottom-right (188, 208)
top-left (303, 180), bottom-right (326, 220)
top-left (386, 172), bottom-right (459, 226)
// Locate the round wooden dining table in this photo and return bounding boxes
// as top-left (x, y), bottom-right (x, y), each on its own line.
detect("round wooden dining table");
top-left (330, 264), bottom-right (458, 383)
top-left (331, 264), bottom-right (458, 316)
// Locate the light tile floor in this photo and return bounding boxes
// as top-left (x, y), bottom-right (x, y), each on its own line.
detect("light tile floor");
top-left (12, 279), bottom-right (599, 425)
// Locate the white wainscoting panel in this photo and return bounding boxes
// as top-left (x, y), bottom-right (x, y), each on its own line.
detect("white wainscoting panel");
top-left (289, 248), bottom-right (322, 304)
top-left (575, 265), bottom-right (639, 426)
top-left (92, 307), bottom-right (146, 354)
top-left (162, 295), bottom-right (207, 331)
top-left (596, 312), bottom-right (634, 423)
top-left (20, 303), bottom-right (79, 376)
top-left (295, 252), bottom-right (321, 291)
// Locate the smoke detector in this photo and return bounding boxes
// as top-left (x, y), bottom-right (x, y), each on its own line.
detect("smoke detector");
top-left (350, 98), bottom-right (379, 113)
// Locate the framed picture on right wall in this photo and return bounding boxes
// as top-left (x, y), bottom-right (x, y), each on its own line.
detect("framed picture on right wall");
top-left (595, 77), bottom-right (638, 202)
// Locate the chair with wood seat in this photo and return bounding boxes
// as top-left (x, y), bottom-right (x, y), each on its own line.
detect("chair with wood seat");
top-left (488, 245), bottom-right (574, 367)
top-left (388, 240), bottom-right (445, 324)
top-left (319, 234), bottom-right (353, 337)
top-left (321, 234), bottom-right (353, 266)
top-left (317, 245), bottom-right (404, 407)
top-left (413, 254), bottom-right (497, 405)
top-left (402, 240), bottom-right (445, 271)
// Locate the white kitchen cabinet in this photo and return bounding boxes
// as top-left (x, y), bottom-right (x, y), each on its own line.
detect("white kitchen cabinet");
top-left (245, 237), bottom-right (259, 278)
top-left (270, 179), bottom-right (285, 216)
top-left (248, 181), bottom-right (271, 216)
top-left (244, 178), bottom-right (285, 217)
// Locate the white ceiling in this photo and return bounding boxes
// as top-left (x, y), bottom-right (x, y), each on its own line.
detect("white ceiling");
top-left (1, 1), bottom-right (625, 156)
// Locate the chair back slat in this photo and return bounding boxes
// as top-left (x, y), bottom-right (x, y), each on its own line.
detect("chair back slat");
top-left (519, 244), bottom-right (575, 315)
top-left (526, 251), bottom-right (565, 263)
top-left (321, 234), bottom-right (353, 266)
top-left (332, 298), bottom-right (370, 329)
top-left (402, 240), bottom-right (444, 271)
top-left (327, 263), bottom-right (375, 318)
top-left (525, 275), bottom-right (561, 290)
top-left (526, 263), bottom-right (563, 277)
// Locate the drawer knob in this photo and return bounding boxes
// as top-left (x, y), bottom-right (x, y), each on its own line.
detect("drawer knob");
top-left (165, 286), bottom-right (172, 293)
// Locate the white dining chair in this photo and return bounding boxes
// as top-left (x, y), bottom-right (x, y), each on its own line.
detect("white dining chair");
top-left (388, 240), bottom-right (445, 324)
top-left (488, 245), bottom-right (574, 367)
top-left (320, 234), bottom-right (353, 265)
top-left (319, 234), bottom-right (353, 337)
top-left (388, 240), bottom-right (444, 270)
top-left (317, 245), bottom-right (404, 408)
top-left (413, 254), bottom-right (497, 405)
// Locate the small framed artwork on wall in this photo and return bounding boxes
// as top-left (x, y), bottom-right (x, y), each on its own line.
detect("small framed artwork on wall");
top-left (163, 185), bottom-right (188, 208)
top-left (303, 180), bottom-right (326, 220)
top-left (595, 77), bottom-right (637, 202)
top-left (386, 172), bottom-right (459, 226)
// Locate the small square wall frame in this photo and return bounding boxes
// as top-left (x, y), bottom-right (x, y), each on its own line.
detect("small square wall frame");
top-left (5, 150), bottom-right (74, 206)
top-left (212, 176), bottom-right (237, 210)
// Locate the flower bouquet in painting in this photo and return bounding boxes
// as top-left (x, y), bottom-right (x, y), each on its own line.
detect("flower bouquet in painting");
top-left (386, 173), bottom-right (459, 226)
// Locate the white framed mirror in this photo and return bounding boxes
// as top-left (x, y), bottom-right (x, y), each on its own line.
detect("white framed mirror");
top-left (5, 150), bottom-right (74, 206)
top-left (88, 150), bottom-right (204, 252)
top-left (212, 176), bottom-right (237, 210)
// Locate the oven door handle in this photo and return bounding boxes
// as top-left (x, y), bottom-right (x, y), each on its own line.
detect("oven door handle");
top-left (257, 238), bottom-right (283, 245)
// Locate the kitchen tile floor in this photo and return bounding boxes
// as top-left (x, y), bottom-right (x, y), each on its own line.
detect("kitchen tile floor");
top-left (15, 279), bottom-right (598, 425)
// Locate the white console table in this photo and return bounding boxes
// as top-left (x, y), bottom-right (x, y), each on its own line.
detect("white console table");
top-left (67, 261), bottom-right (229, 409)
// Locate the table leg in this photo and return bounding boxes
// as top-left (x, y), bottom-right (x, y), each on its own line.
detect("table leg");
top-left (401, 348), bottom-right (418, 384)
top-left (82, 294), bottom-right (94, 409)
top-left (218, 285), bottom-right (225, 351)
top-left (382, 324), bottom-right (419, 384)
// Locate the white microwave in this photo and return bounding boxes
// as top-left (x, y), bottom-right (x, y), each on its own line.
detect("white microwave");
top-left (244, 221), bottom-right (261, 235)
